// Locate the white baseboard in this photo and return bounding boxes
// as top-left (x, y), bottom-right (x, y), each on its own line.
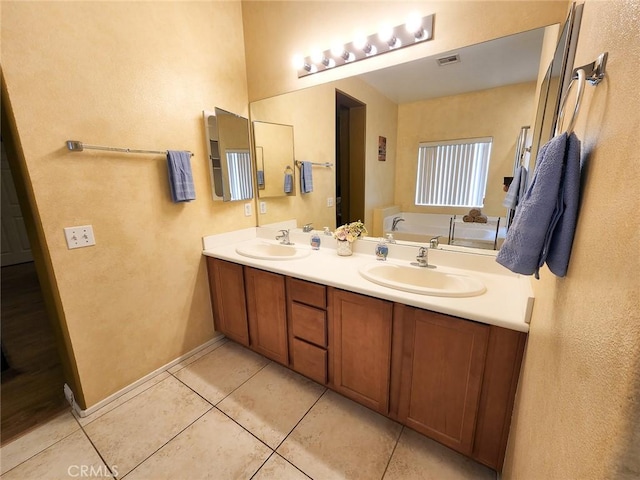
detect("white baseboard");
top-left (65, 335), bottom-right (226, 418)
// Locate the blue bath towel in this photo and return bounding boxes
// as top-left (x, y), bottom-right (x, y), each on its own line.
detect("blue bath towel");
top-left (300, 161), bottom-right (313, 193)
top-left (167, 150), bottom-right (196, 203)
top-left (496, 132), bottom-right (581, 278)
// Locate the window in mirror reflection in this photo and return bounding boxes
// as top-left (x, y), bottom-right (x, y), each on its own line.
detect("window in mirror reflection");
top-left (415, 137), bottom-right (492, 207)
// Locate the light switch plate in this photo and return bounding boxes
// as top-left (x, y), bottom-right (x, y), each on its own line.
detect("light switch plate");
top-left (259, 201), bottom-right (267, 214)
top-left (244, 203), bottom-right (252, 216)
top-left (64, 225), bottom-right (96, 249)
top-left (327, 197), bottom-right (334, 207)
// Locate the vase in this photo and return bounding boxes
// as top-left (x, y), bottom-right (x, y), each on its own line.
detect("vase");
top-left (336, 239), bottom-right (353, 256)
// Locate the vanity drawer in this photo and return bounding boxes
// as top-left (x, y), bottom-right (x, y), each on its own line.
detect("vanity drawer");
top-left (291, 303), bottom-right (327, 347)
top-left (292, 338), bottom-right (327, 385)
top-left (287, 277), bottom-right (326, 309)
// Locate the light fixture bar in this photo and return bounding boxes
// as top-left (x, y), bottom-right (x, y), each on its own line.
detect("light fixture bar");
top-left (296, 14), bottom-right (434, 78)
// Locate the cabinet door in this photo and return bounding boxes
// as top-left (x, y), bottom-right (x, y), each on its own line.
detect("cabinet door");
top-left (245, 267), bottom-right (288, 365)
top-left (206, 257), bottom-right (249, 346)
top-left (329, 288), bottom-right (393, 414)
top-left (396, 307), bottom-right (489, 455)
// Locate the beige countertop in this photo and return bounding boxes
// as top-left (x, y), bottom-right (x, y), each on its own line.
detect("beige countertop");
top-left (202, 226), bottom-right (533, 333)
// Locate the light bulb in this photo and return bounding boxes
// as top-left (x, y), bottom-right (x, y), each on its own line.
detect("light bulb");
top-left (353, 32), bottom-right (368, 51)
top-left (292, 54), bottom-right (305, 70)
top-left (405, 12), bottom-right (424, 39)
top-left (331, 44), bottom-right (354, 62)
top-left (378, 24), bottom-right (394, 43)
top-left (310, 49), bottom-right (324, 64)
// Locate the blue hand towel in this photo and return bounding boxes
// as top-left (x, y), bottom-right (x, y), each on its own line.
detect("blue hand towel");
top-left (496, 132), bottom-right (581, 278)
top-left (502, 166), bottom-right (522, 209)
top-left (545, 133), bottom-right (581, 276)
top-left (167, 150), bottom-right (196, 203)
top-left (300, 161), bottom-right (313, 193)
top-left (257, 170), bottom-right (265, 187)
top-left (284, 172), bottom-right (293, 193)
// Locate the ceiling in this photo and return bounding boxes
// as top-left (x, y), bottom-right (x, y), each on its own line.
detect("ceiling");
top-left (357, 27), bottom-right (546, 104)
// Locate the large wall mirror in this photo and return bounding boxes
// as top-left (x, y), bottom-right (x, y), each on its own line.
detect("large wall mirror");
top-left (249, 9), bottom-right (580, 251)
top-left (204, 108), bottom-right (254, 202)
top-left (253, 121), bottom-right (296, 198)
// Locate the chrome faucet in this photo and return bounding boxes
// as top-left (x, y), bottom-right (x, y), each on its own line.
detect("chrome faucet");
top-left (276, 229), bottom-right (293, 245)
top-left (430, 236), bottom-right (440, 249)
top-left (415, 246), bottom-right (429, 267)
top-left (302, 223), bottom-right (313, 233)
top-left (391, 216), bottom-right (405, 231)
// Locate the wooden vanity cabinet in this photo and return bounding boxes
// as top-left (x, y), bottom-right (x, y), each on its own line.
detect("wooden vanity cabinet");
top-left (390, 304), bottom-right (527, 471)
top-left (390, 305), bottom-right (489, 455)
top-left (286, 277), bottom-right (328, 384)
top-left (206, 257), bottom-right (249, 346)
top-left (206, 257), bottom-right (526, 471)
top-left (328, 288), bottom-right (393, 414)
top-left (244, 267), bottom-right (289, 365)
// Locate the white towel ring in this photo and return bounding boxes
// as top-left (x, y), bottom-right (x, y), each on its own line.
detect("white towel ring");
top-left (555, 68), bottom-right (586, 136)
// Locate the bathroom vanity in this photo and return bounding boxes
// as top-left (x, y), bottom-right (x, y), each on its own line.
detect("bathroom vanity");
top-left (203, 228), bottom-right (532, 471)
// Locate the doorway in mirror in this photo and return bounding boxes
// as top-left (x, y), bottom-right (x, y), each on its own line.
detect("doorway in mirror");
top-left (335, 91), bottom-right (365, 227)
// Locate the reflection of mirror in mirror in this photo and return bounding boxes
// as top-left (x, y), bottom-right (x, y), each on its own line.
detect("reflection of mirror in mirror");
top-left (529, 5), bottom-right (581, 165)
top-left (252, 121), bottom-right (296, 198)
top-left (203, 108), bottom-right (253, 202)
top-left (249, 24), bottom-right (572, 252)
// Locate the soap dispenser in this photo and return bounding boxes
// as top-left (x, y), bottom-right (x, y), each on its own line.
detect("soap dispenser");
top-left (310, 231), bottom-right (321, 250)
top-left (375, 237), bottom-right (389, 261)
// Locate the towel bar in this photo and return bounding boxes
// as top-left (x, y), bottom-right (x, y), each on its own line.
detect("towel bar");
top-left (295, 160), bottom-right (333, 168)
top-left (66, 140), bottom-right (193, 157)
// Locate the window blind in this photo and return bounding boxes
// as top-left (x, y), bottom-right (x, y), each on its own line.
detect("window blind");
top-left (415, 137), bottom-right (492, 207)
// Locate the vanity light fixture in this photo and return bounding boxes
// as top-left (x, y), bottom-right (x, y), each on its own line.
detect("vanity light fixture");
top-left (294, 13), bottom-right (434, 78)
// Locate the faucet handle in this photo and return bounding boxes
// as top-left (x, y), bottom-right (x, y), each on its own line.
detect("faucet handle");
top-left (430, 236), bottom-right (440, 248)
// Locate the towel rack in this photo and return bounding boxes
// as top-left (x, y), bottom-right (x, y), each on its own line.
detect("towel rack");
top-left (555, 52), bottom-right (608, 136)
top-left (66, 140), bottom-right (194, 157)
top-left (295, 160), bottom-right (333, 168)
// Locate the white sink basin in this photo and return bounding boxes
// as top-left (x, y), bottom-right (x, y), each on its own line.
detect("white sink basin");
top-left (235, 242), bottom-right (311, 261)
top-left (359, 263), bottom-right (486, 297)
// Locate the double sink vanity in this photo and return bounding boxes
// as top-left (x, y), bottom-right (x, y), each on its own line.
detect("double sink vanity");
top-left (202, 225), bottom-right (533, 472)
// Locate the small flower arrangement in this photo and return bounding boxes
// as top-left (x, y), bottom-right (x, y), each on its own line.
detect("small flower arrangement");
top-left (333, 220), bottom-right (367, 242)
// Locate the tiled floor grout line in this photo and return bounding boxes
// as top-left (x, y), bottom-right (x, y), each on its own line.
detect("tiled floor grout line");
top-left (114, 406), bottom-right (215, 479)
top-left (213, 405), bottom-right (274, 452)
top-left (271, 387), bottom-right (329, 453)
top-left (169, 356), bottom-right (272, 409)
top-left (76, 427), bottom-right (119, 479)
top-left (0, 409), bottom-right (81, 476)
top-left (380, 424), bottom-right (405, 480)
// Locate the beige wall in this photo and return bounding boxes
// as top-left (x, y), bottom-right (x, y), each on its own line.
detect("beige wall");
top-left (242, 1), bottom-right (569, 101)
top-left (395, 81), bottom-right (537, 217)
top-left (503, 1), bottom-right (640, 478)
top-left (1, 1), bottom-right (253, 408)
top-left (250, 75), bottom-right (398, 231)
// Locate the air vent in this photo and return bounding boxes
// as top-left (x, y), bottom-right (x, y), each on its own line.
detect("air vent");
top-left (436, 54), bottom-right (460, 66)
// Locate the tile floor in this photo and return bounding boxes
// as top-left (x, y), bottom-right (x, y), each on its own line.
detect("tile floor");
top-left (0, 339), bottom-right (497, 479)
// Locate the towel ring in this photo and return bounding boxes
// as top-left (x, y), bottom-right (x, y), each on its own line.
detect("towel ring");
top-left (555, 68), bottom-right (586, 136)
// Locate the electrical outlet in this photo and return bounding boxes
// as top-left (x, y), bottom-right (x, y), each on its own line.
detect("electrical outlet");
top-left (64, 225), bottom-right (96, 249)
top-left (63, 383), bottom-right (75, 406)
top-left (259, 201), bottom-right (267, 214)
top-left (244, 203), bottom-right (252, 216)
top-left (327, 197), bottom-right (334, 207)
